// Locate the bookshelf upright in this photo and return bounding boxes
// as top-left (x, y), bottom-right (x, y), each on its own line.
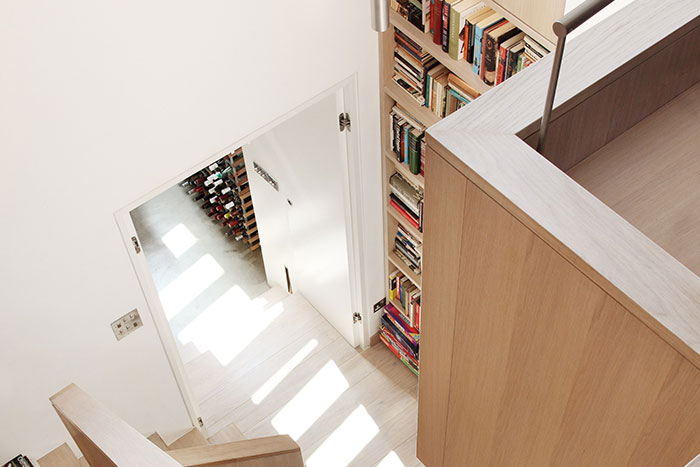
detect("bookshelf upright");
top-left (377, 0), bottom-right (560, 375)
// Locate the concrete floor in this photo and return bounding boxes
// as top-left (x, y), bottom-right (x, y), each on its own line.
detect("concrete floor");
top-left (131, 183), bottom-right (270, 339)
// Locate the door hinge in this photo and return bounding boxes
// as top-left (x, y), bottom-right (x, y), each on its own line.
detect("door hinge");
top-left (131, 236), bottom-right (141, 254)
top-left (197, 417), bottom-right (204, 428)
top-left (339, 112), bottom-right (351, 132)
top-left (353, 312), bottom-right (362, 323)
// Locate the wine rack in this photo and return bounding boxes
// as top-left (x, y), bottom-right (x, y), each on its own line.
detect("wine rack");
top-left (181, 147), bottom-right (260, 251)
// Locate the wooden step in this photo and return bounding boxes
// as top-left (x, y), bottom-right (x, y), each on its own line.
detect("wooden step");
top-left (168, 435), bottom-right (302, 467)
top-left (37, 443), bottom-right (81, 467)
top-left (207, 422), bottom-right (247, 444)
top-left (147, 432), bottom-right (168, 451)
top-left (167, 428), bottom-right (209, 450)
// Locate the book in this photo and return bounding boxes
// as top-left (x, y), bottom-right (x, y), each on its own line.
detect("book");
top-left (524, 35), bottom-right (550, 58)
top-left (448, 1), bottom-right (474, 60)
top-left (496, 32), bottom-right (525, 85)
top-left (479, 19), bottom-right (508, 82)
top-left (392, 28), bottom-right (434, 105)
top-left (422, 0), bottom-right (432, 33)
top-left (483, 22), bottom-right (518, 85)
top-left (390, 171), bottom-right (423, 207)
top-left (408, 128), bottom-right (423, 174)
top-left (506, 40), bottom-right (525, 78)
top-left (380, 328), bottom-right (419, 374)
top-left (382, 314), bottom-right (418, 358)
top-left (425, 63), bottom-right (447, 111)
top-left (431, 0), bottom-right (443, 44)
top-left (447, 73), bottom-right (480, 99)
top-left (389, 188), bottom-right (419, 220)
top-left (431, 69), bottom-right (450, 117)
top-left (390, 197), bottom-right (421, 229)
top-left (385, 302), bottom-right (419, 346)
top-left (465, 7), bottom-right (492, 63)
top-left (472, 12), bottom-right (503, 76)
top-left (441, 0), bottom-right (461, 52)
top-left (455, 2), bottom-right (486, 61)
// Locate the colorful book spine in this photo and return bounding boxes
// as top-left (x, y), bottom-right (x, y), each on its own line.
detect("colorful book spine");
top-left (448, 2), bottom-right (462, 60)
top-left (390, 198), bottom-right (421, 229)
top-left (441, 1), bottom-right (451, 52)
top-left (432, 0), bottom-right (443, 44)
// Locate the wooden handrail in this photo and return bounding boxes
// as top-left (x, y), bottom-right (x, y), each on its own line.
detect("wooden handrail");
top-left (50, 384), bottom-right (304, 466)
top-left (167, 436), bottom-right (303, 467)
top-left (50, 384), bottom-right (181, 466)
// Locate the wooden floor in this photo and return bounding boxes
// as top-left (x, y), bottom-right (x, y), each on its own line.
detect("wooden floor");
top-left (181, 288), bottom-right (422, 467)
top-left (567, 81), bottom-right (700, 275)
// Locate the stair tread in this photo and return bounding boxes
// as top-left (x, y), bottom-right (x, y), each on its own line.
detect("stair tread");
top-left (207, 422), bottom-right (247, 445)
top-left (167, 428), bottom-right (209, 450)
top-left (147, 432), bottom-right (168, 451)
top-left (78, 457), bottom-right (89, 467)
top-left (37, 443), bottom-right (81, 467)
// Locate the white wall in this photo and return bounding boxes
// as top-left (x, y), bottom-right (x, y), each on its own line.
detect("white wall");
top-left (0, 0), bottom-right (383, 461)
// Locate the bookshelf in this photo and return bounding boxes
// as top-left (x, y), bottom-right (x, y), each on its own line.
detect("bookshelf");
top-left (378, 0), bottom-right (561, 376)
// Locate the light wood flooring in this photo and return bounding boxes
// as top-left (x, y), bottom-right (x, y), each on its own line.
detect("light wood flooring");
top-left (182, 288), bottom-right (423, 467)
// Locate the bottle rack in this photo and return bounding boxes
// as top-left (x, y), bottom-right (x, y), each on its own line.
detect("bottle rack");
top-left (181, 148), bottom-right (260, 251)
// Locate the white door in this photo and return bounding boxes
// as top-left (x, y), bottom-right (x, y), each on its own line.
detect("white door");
top-left (243, 89), bottom-right (357, 346)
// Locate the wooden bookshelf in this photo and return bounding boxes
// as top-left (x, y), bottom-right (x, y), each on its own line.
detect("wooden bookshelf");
top-left (378, 1), bottom-right (561, 377)
top-left (481, 0), bottom-right (556, 49)
top-left (384, 82), bottom-right (440, 127)
top-left (388, 251), bottom-right (422, 288)
top-left (389, 297), bottom-right (412, 319)
top-left (389, 10), bottom-right (492, 96)
top-left (387, 206), bottom-right (423, 242)
top-left (385, 150), bottom-right (425, 188)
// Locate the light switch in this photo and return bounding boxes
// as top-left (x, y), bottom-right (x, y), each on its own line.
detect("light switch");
top-left (111, 308), bottom-right (143, 340)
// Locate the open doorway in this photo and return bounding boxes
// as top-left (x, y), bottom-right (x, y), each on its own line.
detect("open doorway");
top-left (116, 78), bottom-right (368, 430)
top-left (131, 150), bottom-right (270, 366)
top-left (116, 77), bottom-right (422, 466)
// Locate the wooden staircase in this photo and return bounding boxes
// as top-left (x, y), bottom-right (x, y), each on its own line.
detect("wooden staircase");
top-left (41, 383), bottom-right (303, 466)
top-left (37, 443), bottom-right (86, 466)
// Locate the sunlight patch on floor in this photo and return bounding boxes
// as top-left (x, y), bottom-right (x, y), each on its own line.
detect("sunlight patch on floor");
top-left (306, 404), bottom-right (380, 467)
top-left (251, 339), bottom-right (319, 405)
top-left (159, 254), bottom-right (224, 319)
top-left (271, 360), bottom-right (349, 440)
top-left (177, 284), bottom-right (284, 365)
top-left (161, 223), bottom-right (197, 258)
top-left (376, 451), bottom-right (406, 467)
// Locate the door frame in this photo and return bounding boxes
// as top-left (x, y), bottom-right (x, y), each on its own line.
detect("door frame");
top-left (114, 75), bottom-right (369, 432)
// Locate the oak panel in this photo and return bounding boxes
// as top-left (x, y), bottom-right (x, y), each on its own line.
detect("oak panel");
top-left (416, 149), bottom-right (468, 467)
top-left (567, 82), bottom-right (700, 277)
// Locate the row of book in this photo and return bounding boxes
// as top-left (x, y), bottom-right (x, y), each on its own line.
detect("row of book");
top-left (393, 28), bottom-right (481, 118)
top-left (394, 223), bottom-right (422, 275)
top-left (389, 173), bottom-right (424, 232)
top-left (389, 270), bottom-right (422, 328)
top-left (389, 104), bottom-right (425, 176)
top-left (391, 0), bottom-right (550, 86)
top-left (380, 302), bottom-right (420, 375)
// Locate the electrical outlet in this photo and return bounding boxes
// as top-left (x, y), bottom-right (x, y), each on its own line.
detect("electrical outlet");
top-left (373, 298), bottom-right (386, 313)
top-left (111, 308), bottom-right (143, 341)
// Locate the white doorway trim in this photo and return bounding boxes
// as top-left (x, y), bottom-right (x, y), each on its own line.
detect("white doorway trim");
top-left (114, 74), bottom-right (369, 431)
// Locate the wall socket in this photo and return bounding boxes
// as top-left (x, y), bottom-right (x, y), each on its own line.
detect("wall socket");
top-left (111, 309), bottom-right (143, 341)
top-left (373, 298), bottom-right (386, 313)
